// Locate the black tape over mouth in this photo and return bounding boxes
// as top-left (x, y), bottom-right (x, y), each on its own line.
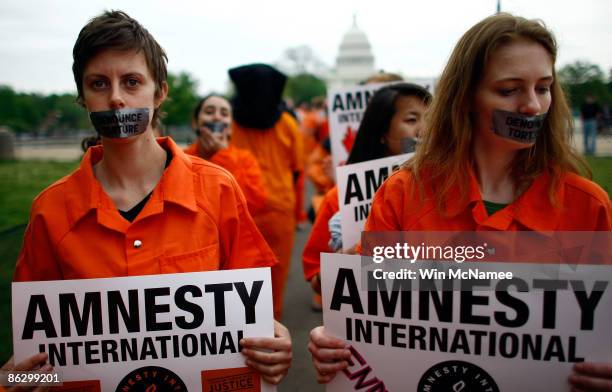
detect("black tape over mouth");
top-left (491, 109), bottom-right (547, 144)
top-left (89, 108), bottom-right (150, 138)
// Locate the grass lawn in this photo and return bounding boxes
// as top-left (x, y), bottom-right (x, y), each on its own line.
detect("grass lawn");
top-left (0, 160), bottom-right (78, 362)
top-left (0, 157), bottom-right (610, 363)
top-left (585, 156), bottom-right (612, 197)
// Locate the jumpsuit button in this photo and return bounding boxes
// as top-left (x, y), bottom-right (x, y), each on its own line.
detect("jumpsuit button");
top-left (133, 240), bottom-right (142, 249)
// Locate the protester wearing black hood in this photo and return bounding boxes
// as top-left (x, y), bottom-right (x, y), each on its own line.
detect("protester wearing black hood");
top-left (229, 64), bottom-right (304, 320)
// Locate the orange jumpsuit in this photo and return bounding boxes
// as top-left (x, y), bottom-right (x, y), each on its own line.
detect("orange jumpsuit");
top-left (366, 168), bottom-right (611, 232)
top-left (184, 141), bottom-right (267, 214)
top-left (302, 186), bottom-right (339, 281)
top-left (300, 110), bottom-right (320, 156)
top-left (231, 112), bottom-right (304, 319)
top-left (15, 137), bottom-right (277, 282)
top-left (306, 144), bottom-right (335, 213)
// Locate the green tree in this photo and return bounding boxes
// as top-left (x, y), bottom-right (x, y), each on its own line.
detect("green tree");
top-left (163, 72), bottom-right (199, 126)
top-left (0, 86), bottom-right (45, 134)
top-left (284, 73), bottom-right (327, 104)
top-left (43, 94), bottom-right (90, 133)
top-left (559, 61), bottom-right (611, 109)
top-left (0, 86), bottom-right (89, 134)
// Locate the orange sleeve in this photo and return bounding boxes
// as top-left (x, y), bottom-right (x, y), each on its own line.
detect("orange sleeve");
top-left (210, 147), bottom-right (267, 214)
top-left (302, 187), bottom-right (339, 280)
top-left (595, 201), bottom-right (612, 230)
top-left (364, 171), bottom-right (408, 232)
top-left (14, 194), bottom-right (65, 282)
top-left (217, 170), bottom-right (278, 270)
top-left (306, 145), bottom-right (335, 194)
top-left (578, 181), bottom-right (612, 230)
top-left (183, 142), bottom-right (199, 156)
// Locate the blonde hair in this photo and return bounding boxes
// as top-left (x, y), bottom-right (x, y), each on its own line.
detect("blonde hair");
top-left (409, 13), bottom-right (589, 211)
top-left (363, 72), bottom-right (403, 84)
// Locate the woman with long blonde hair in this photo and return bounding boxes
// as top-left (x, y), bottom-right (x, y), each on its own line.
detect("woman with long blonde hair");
top-left (308, 13), bottom-right (611, 389)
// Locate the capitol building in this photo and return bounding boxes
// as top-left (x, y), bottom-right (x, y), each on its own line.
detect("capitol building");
top-left (326, 18), bottom-right (437, 93)
top-left (327, 17), bottom-right (376, 89)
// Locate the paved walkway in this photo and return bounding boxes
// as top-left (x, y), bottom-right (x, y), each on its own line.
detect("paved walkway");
top-left (278, 222), bottom-right (324, 392)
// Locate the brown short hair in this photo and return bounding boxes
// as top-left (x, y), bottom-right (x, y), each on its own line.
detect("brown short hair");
top-left (72, 10), bottom-right (168, 122)
top-left (410, 13), bottom-right (589, 211)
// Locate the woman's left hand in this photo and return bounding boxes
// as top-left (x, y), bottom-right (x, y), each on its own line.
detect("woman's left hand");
top-left (240, 320), bottom-right (292, 385)
top-left (1, 353), bottom-right (53, 391)
top-left (569, 362), bottom-right (612, 391)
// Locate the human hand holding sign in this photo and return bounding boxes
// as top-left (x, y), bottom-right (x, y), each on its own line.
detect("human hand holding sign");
top-left (569, 362), bottom-right (612, 391)
top-left (308, 326), bottom-right (352, 384)
top-left (240, 320), bottom-right (292, 385)
top-left (1, 353), bottom-right (52, 392)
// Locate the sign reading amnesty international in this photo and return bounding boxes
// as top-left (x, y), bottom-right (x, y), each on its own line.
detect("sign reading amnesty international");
top-left (336, 153), bottom-right (412, 251)
top-left (328, 80), bottom-right (435, 170)
top-left (321, 253), bottom-right (612, 391)
top-left (13, 268), bottom-right (275, 392)
top-left (328, 83), bottom-right (382, 169)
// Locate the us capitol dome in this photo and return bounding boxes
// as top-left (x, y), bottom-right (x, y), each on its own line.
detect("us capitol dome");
top-left (327, 16), bottom-right (376, 89)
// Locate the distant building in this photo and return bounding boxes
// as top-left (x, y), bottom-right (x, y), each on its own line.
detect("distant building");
top-left (326, 16), bottom-right (438, 93)
top-left (327, 16), bottom-right (375, 89)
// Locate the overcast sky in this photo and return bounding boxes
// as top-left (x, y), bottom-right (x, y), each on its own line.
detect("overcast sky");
top-left (1, 0), bottom-right (610, 96)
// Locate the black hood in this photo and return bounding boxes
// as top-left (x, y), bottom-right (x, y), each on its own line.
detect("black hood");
top-left (229, 63), bottom-right (287, 129)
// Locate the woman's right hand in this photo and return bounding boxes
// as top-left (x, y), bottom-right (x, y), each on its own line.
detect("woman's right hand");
top-left (307, 326), bottom-right (352, 384)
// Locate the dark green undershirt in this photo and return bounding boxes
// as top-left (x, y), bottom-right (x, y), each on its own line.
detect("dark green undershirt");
top-left (483, 200), bottom-right (508, 216)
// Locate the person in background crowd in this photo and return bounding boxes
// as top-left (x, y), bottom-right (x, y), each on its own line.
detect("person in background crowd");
top-left (185, 94), bottom-right (267, 214)
top-left (302, 82), bottom-right (431, 302)
top-left (13, 11), bottom-right (292, 385)
top-left (306, 136), bottom-right (334, 222)
top-left (297, 96), bottom-right (329, 226)
top-left (580, 93), bottom-right (601, 156)
top-left (362, 71), bottom-right (403, 85)
top-left (228, 63), bottom-right (304, 320)
top-left (308, 13), bottom-right (611, 388)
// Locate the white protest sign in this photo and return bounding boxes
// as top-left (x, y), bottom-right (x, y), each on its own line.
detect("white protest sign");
top-left (336, 153), bottom-right (413, 250)
top-left (13, 268), bottom-right (275, 392)
top-left (327, 83), bottom-right (382, 169)
top-left (321, 253), bottom-right (612, 391)
top-left (327, 80), bottom-right (434, 170)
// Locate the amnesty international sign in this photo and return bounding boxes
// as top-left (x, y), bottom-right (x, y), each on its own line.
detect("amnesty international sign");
top-left (327, 83), bottom-right (383, 169)
top-left (321, 253), bottom-right (612, 391)
top-left (327, 80), bottom-right (434, 170)
top-left (13, 268), bottom-right (275, 392)
top-left (336, 153), bottom-right (412, 250)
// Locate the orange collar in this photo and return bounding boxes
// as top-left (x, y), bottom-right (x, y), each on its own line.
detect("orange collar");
top-left (64, 137), bottom-right (198, 232)
top-left (444, 169), bottom-right (562, 231)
